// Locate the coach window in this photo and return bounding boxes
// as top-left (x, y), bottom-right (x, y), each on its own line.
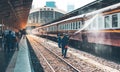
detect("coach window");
top-left (63, 24), bottom-right (65, 30)
top-left (60, 24), bottom-right (62, 30)
top-left (65, 24), bottom-right (66, 30)
top-left (68, 23), bottom-right (70, 30)
top-left (67, 23), bottom-right (68, 30)
top-left (75, 21), bottom-right (78, 29)
top-left (65, 23), bottom-right (67, 30)
top-left (72, 22), bottom-right (73, 30)
top-left (54, 26), bottom-right (56, 31)
top-left (74, 22), bottom-right (77, 30)
top-left (74, 22), bottom-right (76, 30)
top-left (53, 26), bottom-right (54, 31)
top-left (51, 26), bottom-right (52, 31)
top-left (65, 24), bottom-right (67, 30)
top-left (54, 26), bottom-right (55, 31)
top-left (49, 27), bottom-right (50, 31)
top-left (60, 25), bottom-right (62, 30)
top-left (69, 22), bottom-right (71, 30)
top-left (72, 22), bottom-right (74, 30)
top-left (59, 25), bottom-right (60, 30)
top-left (62, 24), bottom-right (64, 30)
top-left (112, 14), bottom-right (118, 28)
top-left (70, 23), bottom-right (72, 30)
top-left (67, 23), bottom-right (69, 30)
top-left (79, 21), bottom-right (81, 28)
top-left (71, 22), bottom-right (73, 30)
top-left (105, 16), bottom-right (111, 28)
top-left (73, 22), bottom-right (74, 30)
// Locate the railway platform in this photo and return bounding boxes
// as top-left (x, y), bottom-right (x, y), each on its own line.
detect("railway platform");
top-left (0, 35), bottom-right (120, 72)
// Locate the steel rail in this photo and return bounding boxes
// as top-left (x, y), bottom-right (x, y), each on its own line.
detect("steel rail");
top-left (28, 38), bottom-right (55, 72)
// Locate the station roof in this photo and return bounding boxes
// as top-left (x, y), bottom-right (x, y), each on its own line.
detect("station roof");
top-left (0, 0), bottom-right (33, 30)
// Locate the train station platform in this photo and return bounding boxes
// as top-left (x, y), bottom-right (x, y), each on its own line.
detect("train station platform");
top-left (0, 37), bottom-right (34, 72)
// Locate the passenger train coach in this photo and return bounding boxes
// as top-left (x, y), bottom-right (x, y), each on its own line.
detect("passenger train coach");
top-left (34, 3), bottom-right (120, 61)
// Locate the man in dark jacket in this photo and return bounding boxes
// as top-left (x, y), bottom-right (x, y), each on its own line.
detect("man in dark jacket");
top-left (61, 33), bottom-right (69, 58)
top-left (6, 31), bottom-right (13, 52)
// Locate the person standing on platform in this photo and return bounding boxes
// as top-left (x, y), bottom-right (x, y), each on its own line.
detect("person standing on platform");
top-left (61, 33), bottom-right (69, 58)
top-left (15, 32), bottom-right (20, 51)
top-left (6, 31), bottom-right (13, 52)
top-left (22, 29), bottom-right (26, 39)
top-left (57, 33), bottom-right (62, 48)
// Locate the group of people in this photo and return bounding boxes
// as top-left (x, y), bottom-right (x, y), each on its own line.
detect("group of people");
top-left (2, 29), bottom-right (24, 52)
top-left (57, 33), bottom-right (69, 58)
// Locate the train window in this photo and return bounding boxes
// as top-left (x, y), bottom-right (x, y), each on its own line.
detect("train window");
top-left (59, 25), bottom-right (60, 30)
top-left (67, 23), bottom-right (68, 30)
top-left (72, 22), bottom-right (74, 30)
top-left (54, 26), bottom-right (55, 31)
top-left (71, 22), bottom-right (73, 30)
top-left (61, 24), bottom-right (62, 30)
top-left (69, 23), bottom-right (71, 30)
top-left (76, 22), bottom-right (78, 29)
top-left (67, 23), bottom-right (69, 30)
top-left (59, 25), bottom-right (61, 30)
top-left (65, 24), bottom-right (67, 30)
top-left (68, 23), bottom-right (70, 30)
top-left (62, 24), bottom-right (64, 30)
top-left (112, 14), bottom-right (118, 28)
top-left (53, 26), bottom-right (54, 31)
top-left (71, 23), bottom-right (72, 30)
top-left (63, 24), bottom-right (65, 30)
top-left (64, 24), bottom-right (65, 30)
top-left (105, 16), bottom-right (111, 28)
top-left (77, 21), bottom-right (81, 29)
top-left (60, 24), bottom-right (62, 30)
top-left (73, 22), bottom-right (75, 30)
top-left (79, 21), bottom-right (81, 28)
top-left (65, 24), bottom-right (66, 30)
top-left (74, 22), bottom-right (76, 30)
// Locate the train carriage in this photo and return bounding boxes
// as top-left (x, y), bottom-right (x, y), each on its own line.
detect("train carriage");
top-left (34, 3), bottom-right (120, 62)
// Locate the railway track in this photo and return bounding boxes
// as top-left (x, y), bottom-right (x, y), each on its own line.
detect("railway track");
top-left (27, 36), bottom-right (80, 72)
top-left (29, 35), bottom-right (117, 72)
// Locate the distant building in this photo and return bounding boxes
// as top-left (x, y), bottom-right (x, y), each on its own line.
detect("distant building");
top-left (27, 7), bottom-right (66, 26)
top-left (67, 5), bottom-right (74, 12)
top-left (46, 1), bottom-right (56, 8)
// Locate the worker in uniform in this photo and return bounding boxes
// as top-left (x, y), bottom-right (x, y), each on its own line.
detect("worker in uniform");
top-left (61, 33), bottom-right (69, 58)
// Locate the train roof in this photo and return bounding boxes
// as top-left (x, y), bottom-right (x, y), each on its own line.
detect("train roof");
top-left (41, 3), bottom-right (120, 27)
top-left (43, 0), bottom-right (120, 26)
